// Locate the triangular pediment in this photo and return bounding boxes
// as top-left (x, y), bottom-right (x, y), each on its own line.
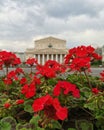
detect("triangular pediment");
top-left (35, 36), bottom-right (66, 43)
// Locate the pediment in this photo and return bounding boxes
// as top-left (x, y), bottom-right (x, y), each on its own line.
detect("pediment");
top-left (35, 36), bottom-right (66, 43)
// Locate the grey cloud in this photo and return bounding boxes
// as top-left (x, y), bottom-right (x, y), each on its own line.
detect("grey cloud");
top-left (0, 0), bottom-right (104, 51)
top-left (44, 0), bottom-right (104, 18)
top-left (13, 0), bottom-right (46, 10)
top-left (0, 40), bottom-right (32, 52)
top-left (0, 0), bottom-right (6, 11)
top-left (0, 0), bottom-right (46, 40)
top-left (0, 0), bottom-right (5, 6)
top-left (0, 19), bottom-right (46, 41)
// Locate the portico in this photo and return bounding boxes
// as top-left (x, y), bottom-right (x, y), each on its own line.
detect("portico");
top-left (25, 36), bottom-right (68, 65)
top-left (34, 54), bottom-right (66, 65)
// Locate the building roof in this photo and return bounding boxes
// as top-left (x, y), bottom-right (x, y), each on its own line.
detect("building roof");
top-left (35, 36), bottom-right (66, 43)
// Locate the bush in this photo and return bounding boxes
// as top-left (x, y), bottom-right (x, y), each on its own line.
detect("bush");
top-left (0, 45), bottom-right (104, 130)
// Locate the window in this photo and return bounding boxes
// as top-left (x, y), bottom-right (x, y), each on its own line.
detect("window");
top-left (48, 43), bottom-right (53, 48)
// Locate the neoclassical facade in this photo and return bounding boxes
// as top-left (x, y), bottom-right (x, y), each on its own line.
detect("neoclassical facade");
top-left (25, 36), bottom-right (68, 65)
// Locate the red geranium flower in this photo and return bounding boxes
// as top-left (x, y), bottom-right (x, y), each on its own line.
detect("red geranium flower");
top-left (16, 99), bottom-right (24, 105)
top-left (7, 70), bottom-right (17, 79)
top-left (0, 51), bottom-right (21, 68)
top-left (4, 103), bottom-right (11, 109)
top-left (21, 82), bottom-right (36, 98)
top-left (32, 95), bottom-right (68, 120)
top-left (36, 60), bottom-right (66, 78)
top-left (15, 68), bottom-right (24, 75)
top-left (20, 77), bottom-right (27, 85)
top-left (69, 57), bottom-right (91, 71)
top-left (64, 45), bottom-right (102, 72)
top-left (3, 77), bottom-right (12, 85)
top-left (92, 88), bottom-right (100, 94)
top-left (33, 76), bottom-right (41, 85)
top-left (26, 58), bottom-right (38, 66)
top-left (100, 70), bottom-right (104, 82)
top-left (12, 57), bottom-right (21, 66)
top-left (7, 70), bottom-right (18, 81)
top-left (53, 81), bottom-right (80, 98)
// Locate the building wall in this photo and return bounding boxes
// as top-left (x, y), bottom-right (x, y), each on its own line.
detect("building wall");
top-left (25, 36), bottom-right (68, 64)
top-left (35, 37), bottom-right (66, 49)
top-left (15, 52), bottom-right (26, 63)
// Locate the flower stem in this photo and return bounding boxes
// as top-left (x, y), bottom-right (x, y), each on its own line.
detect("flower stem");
top-left (84, 71), bottom-right (92, 89)
top-left (6, 67), bottom-right (9, 75)
top-left (79, 71), bottom-right (84, 86)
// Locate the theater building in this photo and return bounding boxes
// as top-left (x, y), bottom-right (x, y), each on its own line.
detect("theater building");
top-left (25, 36), bottom-right (68, 65)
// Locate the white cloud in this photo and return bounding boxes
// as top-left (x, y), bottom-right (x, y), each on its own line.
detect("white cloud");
top-left (0, 40), bottom-right (34, 52)
top-left (0, 1), bottom-right (26, 23)
top-left (0, 0), bottom-right (104, 51)
top-left (56, 30), bottom-right (104, 48)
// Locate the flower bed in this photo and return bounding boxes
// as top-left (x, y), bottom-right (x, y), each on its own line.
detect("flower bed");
top-left (0, 45), bottom-right (104, 130)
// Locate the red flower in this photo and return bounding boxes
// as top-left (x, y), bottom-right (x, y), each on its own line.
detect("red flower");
top-left (69, 57), bottom-right (91, 71)
top-left (92, 88), bottom-right (100, 94)
top-left (16, 99), bottom-right (24, 104)
top-left (75, 46), bottom-right (88, 57)
top-left (100, 70), bottom-right (104, 82)
top-left (32, 95), bottom-right (68, 120)
top-left (21, 82), bottom-right (36, 98)
top-left (32, 95), bottom-right (50, 112)
top-left (32, 76), bottom-right (41, 85)
top-left (53, 81), bottom-right (80, 98)
top-left (3, 78), bottom-right (12, 85)
top-left (36, 60), bottom-right (65, 78)
top-left (92, 53), bottom-right (102, 60)
top-left (15, 68), bottom-right (24, 74)
top-left (64, 53), bottom-right (73, 64)
top-left (12, 57), bottom-right (21, 66)
top-left (7, 70), bottom-right (18, 81)
top-left (4, 103), bottom-right (11, 108)
top-left (20, 77), bottom-right (27, 85)
top-left (86, 45), bottom-right (95, 54)
top-left (0, 51), bottom-right (21, 67)
top-left (36, 65), bottom-right (56, 78)
top-left (7, 70), bottom-right (16, 79)
top-left (26, 58), bottom-right (37, 66)
top-left (64, 45), bottom-right (102, 72)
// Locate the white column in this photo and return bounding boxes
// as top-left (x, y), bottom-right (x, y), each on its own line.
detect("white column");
top-left (38, 54), bottom-right (40, 64)
top-left (51, 54), bottom-right (53, 60)
top-left (34, 54), bottom-right (36, 58)
top-left (55, 54), bottom-right (58, 62)
top-left (47, 54), bottom-right (49, 61)
top-left (60, 54), bottom-right (62, 63)
top-left (42, 54), bottom-right (45, 65)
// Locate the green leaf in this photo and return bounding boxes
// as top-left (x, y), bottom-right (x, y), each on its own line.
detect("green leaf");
top-left (16, 123), bottom-right (34, 130)
top-left (0, 122), bottom-right (11, 130)
top-left (37, 127), bottom-right (45, 130)
top-left (51, 120), bottom-right (62, 129)
top-left (80, 87), bottom-right (91, 98)
top-left (68, 128), bottom-right (76, 130)
top-left (84, 100), bottom-right (97, 110)
top-left (19, 128), bottom-right (31, 130)
top-left (75, 120), bottom-right (93, 130)
top-left (0, 116), bottom-right (17, 130)
top-left (30, 115), bottom-right (40, 128)
top-left (24, 100), bottom-right (33, 113)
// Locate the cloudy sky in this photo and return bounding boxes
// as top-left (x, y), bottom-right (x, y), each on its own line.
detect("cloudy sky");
top-left (0, 0), bottom-right (104, 52)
